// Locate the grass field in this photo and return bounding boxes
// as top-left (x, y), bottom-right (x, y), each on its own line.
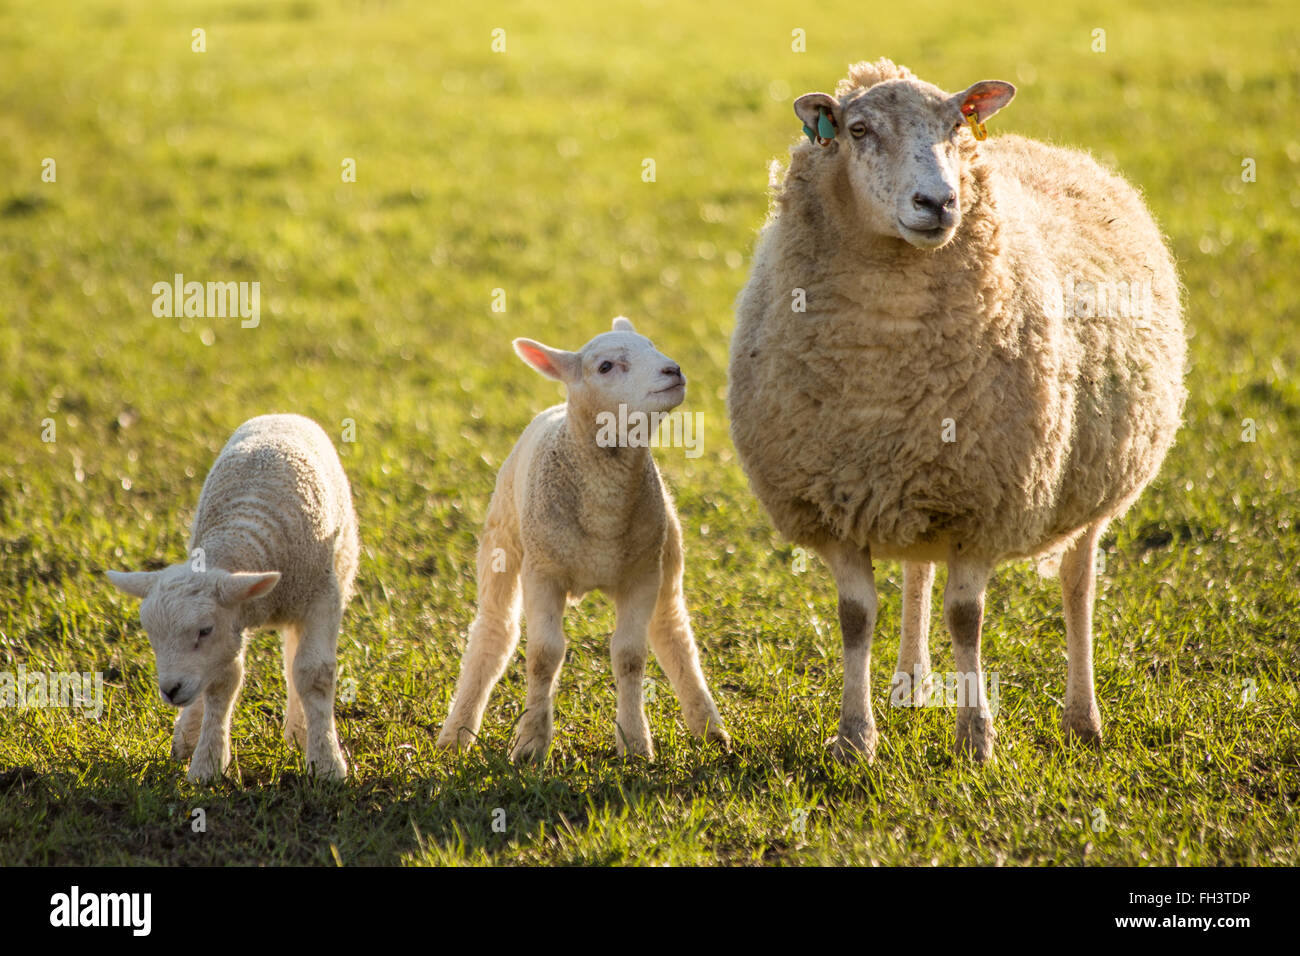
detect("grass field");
top-left (1, 0), bottom-right (1297, 866)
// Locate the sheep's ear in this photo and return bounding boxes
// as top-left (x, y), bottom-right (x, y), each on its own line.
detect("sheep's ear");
top-left (513, 338), bottom-right (582, 384)
top-left (952, 80), bottom-right (1016, 122)
top-left (611, 316), bottom-right (636, 334)
top-left (793, 93), bottom-right (841, 142)
top-left (106, 570), bottom-right (159, 600)
top-left (215, 571), bottom-right (281, 607)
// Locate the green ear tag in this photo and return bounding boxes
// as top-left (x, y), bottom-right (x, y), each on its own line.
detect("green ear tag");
top-left (817, 108), bottom-right (835, 141)
top-left (802, 123), bottom-right (816, 143)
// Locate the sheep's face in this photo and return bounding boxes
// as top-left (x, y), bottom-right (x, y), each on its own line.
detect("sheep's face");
top-left (514, 317), bottom-right (686, 420)
top-left (107, 566), bottom-right (280, 707)
top-left (795, 77), bottom-right (1015, 250)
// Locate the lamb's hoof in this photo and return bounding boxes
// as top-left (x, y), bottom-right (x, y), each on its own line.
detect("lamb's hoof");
top-left (509, 732), bottom-right (551, 764)
top-left (704, 724), bottom-right (732, 752)
top-left (890, 669), bottom-right (934, 708)
top-left (186, 754), bottom-right (226, 785)
top-left (433, 727), bottom-right (468, 753)
top-left (825, 719), bottom-right (878, 764)
top-left (1062, 706), bottom-right (1103, 748)
top-left (171, 735), bottom-right (195, 762)
top-left (616, 736), bottom-right (655, 761)
top-left (283, 721), bottom-right (307, 751)
top-left (307, 753), bottom-right (348, 781)
top-left (954, 712), bottom-right (996, 763)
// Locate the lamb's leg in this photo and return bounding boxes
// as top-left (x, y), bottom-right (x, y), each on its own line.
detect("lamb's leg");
top-left (819, 539), bottom-right (879, 763)
top-left (892, 560), bottom-right (935, 707)
top-left (171, 698), bottom-right (204, 761)
top-left (944, 556), bottom-right (995, 762)
top-left (1060, 522), bottom-right (1104, 746)
top-left (436, 522), bottom-right (523, 751)
top-left (282, 623), bottom-right (307, 749)
top-left (509, 569), bottom-right (567, 763)
top-left (187, 654), bottom-right (244, 784)
top-left (610, 577), bottom-right (659, 759)
top-left (647, 516), bottom-right (729, 747)
top-left (293, 592), bottom-right (348, 780)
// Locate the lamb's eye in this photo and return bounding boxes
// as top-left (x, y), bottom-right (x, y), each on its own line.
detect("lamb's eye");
top-left (198, 626), bottom-right (213, 638)
top-left (598, 361), bottom-right (614, 374)
top-left (850, 123), bottom-right (869, 139)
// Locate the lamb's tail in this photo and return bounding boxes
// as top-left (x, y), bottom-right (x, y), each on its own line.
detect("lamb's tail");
top-left (435, 505), bottom-right (522, 750)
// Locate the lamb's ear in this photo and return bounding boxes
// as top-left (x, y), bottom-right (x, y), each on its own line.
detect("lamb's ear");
top-left (513, 338), bottom-right (582, 384)
top-left (215, 571), bottom-right (281, 607)
top-left (611, 316), bottom-right (636, 334)
top-left (106, 570), bottom-right (159, 600)
top-left (793, 93), bottom-right (841, 142)
top-left (952, 80), bottom-right (1016, 122)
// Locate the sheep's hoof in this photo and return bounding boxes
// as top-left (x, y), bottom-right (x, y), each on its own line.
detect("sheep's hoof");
top-left (186, 754), bottom-right (226, 785)
top-left (433, 726), bottom-right (470, 752)
top-left (890, 669), bottom-right (934, 708)
top-left (954, 712), bottom-right (996, 763)
top-left (826, 719), bottom-right (878, 764)
top-left (307, 753), bottom-right (348, 781)
top-left (704, 724), bottom-right (732, 752)
top-left (1061, 706), bottom-right (1103, 748)
top-left (171, 734), bottom-right (195, 762)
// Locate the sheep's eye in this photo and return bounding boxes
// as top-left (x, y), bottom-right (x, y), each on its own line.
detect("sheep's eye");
top-left (198, 626), bottom-right (213, 638)
top-left (850, 123), bottom-right (869, 139)
top-left (598, 360), bottom-right (614, 374)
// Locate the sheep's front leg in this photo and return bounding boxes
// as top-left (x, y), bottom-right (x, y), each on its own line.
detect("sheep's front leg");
top-left (510, 569), bottom-right (567, 763)
top-left (1060, 522), bottom-right (1104, 746)
top-left (282, 623), bottom-right (307, 750)
top-left (187, 654), bottom-right (244, 784)
top-left (891, 560), bottom-right (935, 707)
top-left (171, 697), bottom-right (204, 761)
top-left (819, 540), bottom-right (879, 763)
top-left (944, 556), bottom-right (995, 762)
top-left (611, 577), bottom-right (659, 759)
top-left (293, 595), bottom-right (348, 780)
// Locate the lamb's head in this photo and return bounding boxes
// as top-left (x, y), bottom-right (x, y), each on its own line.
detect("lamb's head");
top-left (513, 317), bottom-right (686, 421)
top-left (106, 565), bottom-right (280, 707)
top-left (794, 62), bottom-right (1014, 250)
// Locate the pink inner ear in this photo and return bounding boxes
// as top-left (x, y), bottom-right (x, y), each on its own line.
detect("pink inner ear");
top-left (517, 342), bottom-right (557, 378)
top-left (240, 576), bottom-right (277, 601)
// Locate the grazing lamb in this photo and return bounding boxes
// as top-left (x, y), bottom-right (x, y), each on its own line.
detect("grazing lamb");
top-left (107, 413), bottom-right (359, 782)
top-left (728, 58), bottom-right (1186, 763)
top-left (436, 317), bottom-right (730, 761)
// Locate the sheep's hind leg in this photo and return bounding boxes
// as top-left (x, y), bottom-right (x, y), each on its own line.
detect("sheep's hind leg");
top-left (509, 569), bottom-right (567, 764)
top-left (436, 525), bottom-right (523, 751)
top-left (819, 539), bottom-right (879, 763)
top-left (282, 623), bottom-right (307, 749)
top-left (293, 593), bottom-right (348, 780)
top-left (171, 697), bottom-right (204, 761)
top-left (611, 578), bottom-right (658, 759)
top-left (1060, 522), bottom-right (1104, 746)
top-left (891, 561), bottom-right (935, 707)
top-left (944, 556), bottom-right (996, 763)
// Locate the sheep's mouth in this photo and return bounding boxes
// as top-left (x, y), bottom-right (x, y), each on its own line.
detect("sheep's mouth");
top-left (652, 382), bottom-right (685, 396)
top-left (897, 219), bottom-right (955, 249)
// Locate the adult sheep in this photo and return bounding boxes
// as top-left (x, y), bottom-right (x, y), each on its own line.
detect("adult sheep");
top-left (728, 58), bottom-right (1186, 763)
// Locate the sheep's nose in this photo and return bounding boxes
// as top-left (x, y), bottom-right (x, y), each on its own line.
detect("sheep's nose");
top-left (161, 682), bottom-right (182, 703)
top-left (662, 364), bottom-right (683, 380)
top-left (912, 190), bottom-right (956, 215)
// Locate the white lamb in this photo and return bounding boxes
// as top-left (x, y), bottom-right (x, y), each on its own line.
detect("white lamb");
top-left (728, 59), bottom-right (1187, 763)
top-left (436, 317), bottom-right (730, 761)
top-left (107, 413), bottom-right (359, 783)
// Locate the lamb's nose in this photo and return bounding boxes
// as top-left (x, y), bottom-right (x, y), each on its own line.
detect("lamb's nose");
top-left (161, 682), bottom-right (182, 703)
top-left (912, 190), bottom-right (956, 215)
top-left (662, 364), bottom-right (682, 380)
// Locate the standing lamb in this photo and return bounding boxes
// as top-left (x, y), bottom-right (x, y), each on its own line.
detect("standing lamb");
top-left (728, 58), bottom-right (1186, 763)
top-left (436, 317), bottom-right (730, 761)
top-left (107, 413), bottom-right (359, 782)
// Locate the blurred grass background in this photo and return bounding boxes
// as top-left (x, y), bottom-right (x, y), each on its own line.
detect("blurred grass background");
top-left (0, 0), bottom-right (1297, 864)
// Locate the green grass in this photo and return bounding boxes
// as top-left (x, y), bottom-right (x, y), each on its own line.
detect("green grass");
top-left (1, 0), bottom-right (1298, 865)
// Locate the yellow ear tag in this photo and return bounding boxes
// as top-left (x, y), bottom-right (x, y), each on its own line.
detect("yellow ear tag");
top-left (962, 105), bottom-right (988, 141)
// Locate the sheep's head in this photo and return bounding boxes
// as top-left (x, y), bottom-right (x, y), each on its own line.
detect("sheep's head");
top-left (513, 317), bottom-right (686, 423)
top-left (106, 565), bottom-right (280, 707)
top-left (794, 67), bottom-right (1014, 250)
